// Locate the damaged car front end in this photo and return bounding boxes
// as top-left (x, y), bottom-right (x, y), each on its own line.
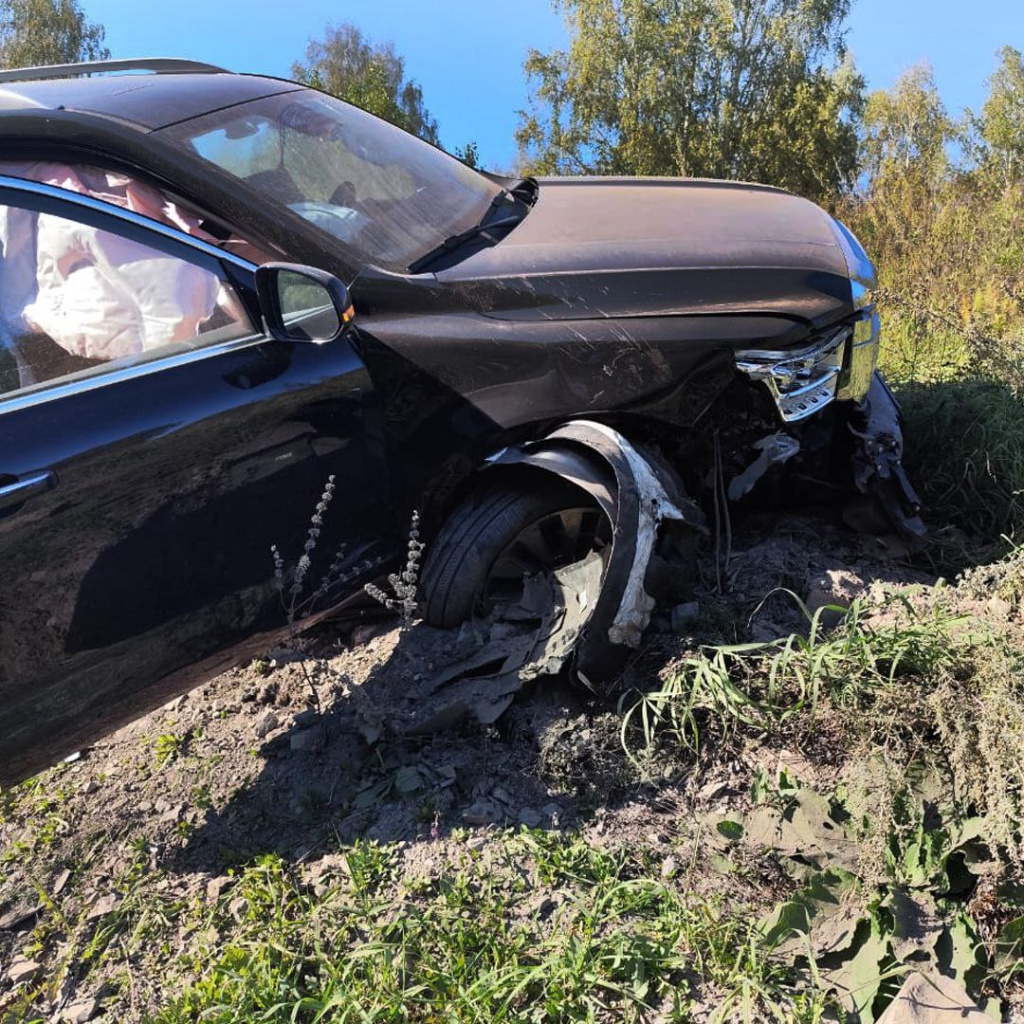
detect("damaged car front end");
top-left (401, 184), bottom-right (922, 713)
top-left (733, 220), bottom-right (923, 540)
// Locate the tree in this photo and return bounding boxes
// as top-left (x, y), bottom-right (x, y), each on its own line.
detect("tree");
top-left (453, 140), bottom-right (480, 169)
top-left (516, 0), bottom-right (864, 200)
top-left (0, 0), bottom-right (108, 68)
top-left (293, 23), bottom-right (439, 146)
top-left (980, 46), bottom-right (1024, 186)
top-left (861, 64), bottom-right (954, 190)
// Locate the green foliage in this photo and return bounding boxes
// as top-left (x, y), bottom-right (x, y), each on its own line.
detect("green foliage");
top-left (151, 731), bottom-right (189, 768)
top-left (292, 22), bottom-right (439, 145)
top-left (453, 139), bottom-right (481, 169)
top-left (747, 783), bottom-right (997, 1020)
top-left (625, 552), bottom-right (1024, 1010)
top-left (0, 0), bottom-right (107, 68)
top-left (841, 64), bottom-right (1017, 370)
top-left (897, 377), bottom-right (1024, 543)
top-left (621, 591), bottom-right (965, 754)
top-left (146, 835), bottom-right (835, 1023)
top-left (980, 46), bottom-right (1024, 186)
top-left (516, 0), bottom-right (863, 201)
top-left (837, 57), bottom-right (1024, 545)
top-left (861, 64), bottom-right (956, 191)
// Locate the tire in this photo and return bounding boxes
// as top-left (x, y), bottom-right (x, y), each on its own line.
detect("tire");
top-left (420, 474), bottom-right (608, 629)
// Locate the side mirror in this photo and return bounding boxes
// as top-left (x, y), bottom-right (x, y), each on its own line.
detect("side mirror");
top-left (254, 262), bottom-right (354, 344)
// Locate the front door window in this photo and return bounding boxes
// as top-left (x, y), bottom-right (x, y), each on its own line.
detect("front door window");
top-left (0, 196), bottom-right (254, 398)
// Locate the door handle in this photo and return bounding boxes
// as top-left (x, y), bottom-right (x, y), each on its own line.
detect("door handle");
top-left (0, 470), bottom-right (57, 513)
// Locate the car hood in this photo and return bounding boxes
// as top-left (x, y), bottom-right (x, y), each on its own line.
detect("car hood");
top-left (436, 176), bottom-right (854, 325)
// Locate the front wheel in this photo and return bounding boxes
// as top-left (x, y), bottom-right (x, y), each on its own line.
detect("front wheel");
top-left (419, 475), bottom-right (611, 629)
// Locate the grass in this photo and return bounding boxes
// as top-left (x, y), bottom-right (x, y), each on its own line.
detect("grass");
top-left (8, 562), bottom-right (1021, 1022)
top-left (617, 556), bottom-right (1024, 1016)
top-left (898, 375), bottom-right (1024, 545)
top-left (143, 834), bottom-right (833, 1024)
top-left (620, 591), bottom-right (968, 756)
top-left (878, 313), bottom-right (1024, 557)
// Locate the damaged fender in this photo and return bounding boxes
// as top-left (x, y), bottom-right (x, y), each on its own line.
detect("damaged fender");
top-left (846, 372), bottom-right (925, 540)
top-left (491, 420), bottom-right (705, 689)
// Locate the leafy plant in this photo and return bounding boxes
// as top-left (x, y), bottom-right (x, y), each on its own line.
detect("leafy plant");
top-left (152, 731), bottom-right (189, 768)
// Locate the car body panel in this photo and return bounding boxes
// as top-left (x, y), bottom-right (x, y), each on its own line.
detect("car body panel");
top-left (0, 333), bottom-right (392, 785)
top-left (356, 305), bottom-right (803, 433)
top-left (446, 177), bottom-right (847, 277)
top-left (0, 72), bottom-right (303, 129)
top-left (435, 178), bottom-right (851, 326)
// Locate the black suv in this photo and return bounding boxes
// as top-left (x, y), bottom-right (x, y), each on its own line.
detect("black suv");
top-left (0, 59), bottom-right (920, 784)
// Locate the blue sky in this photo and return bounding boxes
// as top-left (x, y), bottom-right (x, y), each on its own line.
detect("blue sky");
top-left (86, 0), bottom-right (1022, 170)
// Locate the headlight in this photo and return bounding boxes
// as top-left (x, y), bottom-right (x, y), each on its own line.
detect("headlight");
top-left (736, 326), bottom-right (849, 423)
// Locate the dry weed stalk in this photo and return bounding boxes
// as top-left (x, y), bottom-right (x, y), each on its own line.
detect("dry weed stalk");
top-left (269, 474), bottom-right (383, 710)
top-left (364, 510), bottom-right (425, 626)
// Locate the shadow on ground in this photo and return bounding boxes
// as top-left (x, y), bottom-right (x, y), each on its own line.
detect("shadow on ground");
top-left (162, 373), bottom-right (1024, 877)
top-left (164, 616), bottom-right (621, 875)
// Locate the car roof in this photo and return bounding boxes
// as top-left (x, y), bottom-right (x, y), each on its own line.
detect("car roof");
top-left (0, 72), bottom-right (303, 131)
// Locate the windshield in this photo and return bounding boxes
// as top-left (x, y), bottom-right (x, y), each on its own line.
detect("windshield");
top-left (158, 90), bottom-right (502, 272)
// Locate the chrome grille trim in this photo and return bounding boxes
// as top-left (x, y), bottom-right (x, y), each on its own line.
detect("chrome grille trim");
top-left (736, 327), bottom-right (852, 423)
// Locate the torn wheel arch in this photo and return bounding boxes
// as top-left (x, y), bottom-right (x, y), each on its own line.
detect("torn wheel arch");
top-left (484, 419), bottom-right (705, 691)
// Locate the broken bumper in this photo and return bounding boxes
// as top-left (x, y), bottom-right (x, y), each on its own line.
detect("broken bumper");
top-left (846, 372), bottom-right (925, 540)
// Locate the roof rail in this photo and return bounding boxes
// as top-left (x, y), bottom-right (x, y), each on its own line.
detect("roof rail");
top-left (0, 58), bottom-right (232, 84)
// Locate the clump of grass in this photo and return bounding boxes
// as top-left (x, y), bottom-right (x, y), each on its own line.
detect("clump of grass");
top-left (960, 541), bottom-right (1024, 607)
top-left (896, 375), bottom-right (1024, 547)
top-left (621, 591), bottom-right (966, 757)
top-left (928, 644), bottom-right (1024, 864)
top-left (878, 322), bottom-right (972, 384)
top-left (152, 731), bottom-right (190, 768)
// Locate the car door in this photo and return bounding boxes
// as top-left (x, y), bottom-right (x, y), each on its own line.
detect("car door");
top-left (0, 177), bottom-right (393, 785)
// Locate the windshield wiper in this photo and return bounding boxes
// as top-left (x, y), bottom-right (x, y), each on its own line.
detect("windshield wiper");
top-left (408, 211), bottom-right (523, 274)
top-left (408, 177), bottom-right (539, 274)
top-left (507, 176), bottom-right (539, 206)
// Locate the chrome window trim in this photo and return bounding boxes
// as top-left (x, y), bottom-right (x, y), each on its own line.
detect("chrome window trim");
top-left (0, 333), bottom-right (266, 416)
top-left (0, 175), bottom-right (265, 416)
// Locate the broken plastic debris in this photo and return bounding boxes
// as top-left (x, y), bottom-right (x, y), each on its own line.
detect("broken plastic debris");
top-left (727, 432), bottom-right (800, 502)
top-left (406, 552), bottom-right (605, 733)
top-left (489, 418), bottom-right (705, 691)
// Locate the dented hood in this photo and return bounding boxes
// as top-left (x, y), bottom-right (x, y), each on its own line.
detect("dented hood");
top-left (437, 176), bottom-right (854, 325)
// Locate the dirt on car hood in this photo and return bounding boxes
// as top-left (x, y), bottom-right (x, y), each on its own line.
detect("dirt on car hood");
top-left (438, 176), bottom-right (854, 324)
